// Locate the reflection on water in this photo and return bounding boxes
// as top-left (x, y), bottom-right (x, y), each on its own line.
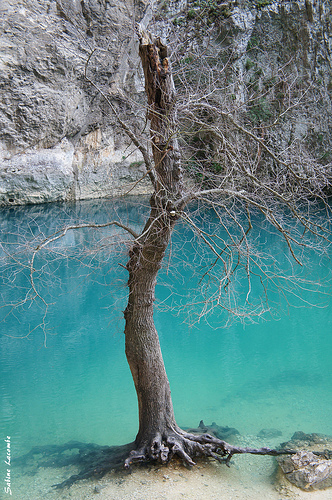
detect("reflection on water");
top-left (0, 198), bottom-right (331, 472)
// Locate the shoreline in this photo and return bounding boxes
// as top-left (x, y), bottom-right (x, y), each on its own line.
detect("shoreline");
top-left (9, 450), bottom-right (332, 500)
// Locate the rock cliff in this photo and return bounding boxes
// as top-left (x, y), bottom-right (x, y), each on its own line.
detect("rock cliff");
top-left (0, 0), bottom-right (331, 205)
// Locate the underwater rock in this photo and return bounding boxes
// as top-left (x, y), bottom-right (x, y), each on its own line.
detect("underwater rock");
top-left (268, 369), bottom-right (323, 388)
top-left (93, 484), bottom-right (107, 494)
top-left (257, 428), bottom-right (282, 439)
top-left (186, 420), bottom-right (240, 441)
top-left (287, 431), bottom-right (330, 446)
top-left (277, 432), bottom-right (332, 490)
top-left (199, 420), bottom-right (240, 440)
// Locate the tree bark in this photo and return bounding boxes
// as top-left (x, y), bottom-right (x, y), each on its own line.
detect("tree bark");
top-left (124, 203), bottom-right (179, 463)
top-left (123, 30), bottom-right (185, 463)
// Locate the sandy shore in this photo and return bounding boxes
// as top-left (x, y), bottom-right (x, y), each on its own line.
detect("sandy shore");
top-left (10, 450), bottom-right (332, 500)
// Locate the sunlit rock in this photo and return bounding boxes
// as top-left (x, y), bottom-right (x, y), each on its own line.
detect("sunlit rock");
top-left (277, 432), bottom-right (332, 491)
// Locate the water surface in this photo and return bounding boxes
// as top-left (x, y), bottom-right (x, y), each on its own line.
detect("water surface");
top-left (0, 198), bottom-right (331, 484)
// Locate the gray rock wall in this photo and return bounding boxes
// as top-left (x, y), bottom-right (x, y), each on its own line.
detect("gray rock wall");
top-left (0, 0), bottom-right (331, 205)
top-left (0, 0), bottom-right (152, 205)
top-left (169, 0), bottom-right (331, 161)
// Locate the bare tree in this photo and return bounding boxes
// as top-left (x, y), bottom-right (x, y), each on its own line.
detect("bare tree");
top-left (3, 17), bottom-right (332, 488)
top-left (121, 24), bottom-right (332, 467)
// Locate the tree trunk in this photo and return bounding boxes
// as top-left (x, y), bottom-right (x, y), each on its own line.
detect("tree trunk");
top-left (122, 30), bottom-right (232, 467)
top-left (122, 28), bottom-right (239, 468)
top-left (124, 201), bottom-right (179, 462)
top-left (123, 30), bottom-right (188, 464)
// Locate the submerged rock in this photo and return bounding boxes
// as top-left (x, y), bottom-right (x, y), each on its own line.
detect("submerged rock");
top-left (186, 420), bottom-right (240, 441)
top-left (277, 432), bottom-right (332, 491)
top-left (199, 420), bottom-right (240, 441)
top-left (257, 428), bottom-right (282, 439)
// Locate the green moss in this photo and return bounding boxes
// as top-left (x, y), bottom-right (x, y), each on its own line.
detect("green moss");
top-left (211, 162), bottom-right (223, 173)
top-left (264, 76), bottom-right (277, 88)
top-left (317, 133), bottom-right (324, 144)
top-left (248, 99), bottom-right (272, 124)
top-left (320, 151), bottom-right (331, 162)
top-left (276, 92), bottom-right (285, 100)
top-left (247, 35), bottom-right (260, 51)
top-left (188, 0), bottom-right (232, 22)
top-left (183, 55), bottom-right (194, 64)
top-left (254, 0), bottom-right (273, 8)
top-left (129, 161), bottom-right (144, 168)
top-left (173, 17), bottom-right (185, 26)
top-left (185, 158), bottom-right (205, 182)
top-left (245, 59), bottom-right (255, 71)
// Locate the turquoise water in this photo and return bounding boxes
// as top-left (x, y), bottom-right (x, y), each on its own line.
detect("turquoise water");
top-left (0, 198), bottom-right (332, 475)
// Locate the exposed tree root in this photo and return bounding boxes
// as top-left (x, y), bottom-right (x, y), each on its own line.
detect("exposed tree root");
top-left (14, 425), bottom-right (332, 490)
top-left (123, 426), bottom-right (298, 470)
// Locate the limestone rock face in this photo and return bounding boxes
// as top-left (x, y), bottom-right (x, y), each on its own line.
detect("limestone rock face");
top-left (0, 0), bottom-right (331, 205)
top-left (0, 0), bottom-right (151, 205)
top-left (0, 139), bottom-right (75, 204)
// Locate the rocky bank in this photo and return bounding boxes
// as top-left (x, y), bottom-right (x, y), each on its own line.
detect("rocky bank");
top-left (0, 0), bottom-right (331, 205)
